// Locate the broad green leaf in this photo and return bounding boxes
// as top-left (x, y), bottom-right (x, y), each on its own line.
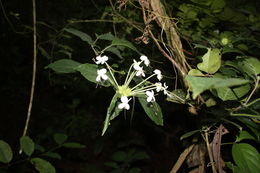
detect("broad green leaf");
top-left (64, 28), bottom-right (94, 45)
top-left (138, 97), bottom-right (163, 126)
top-left (180, 130), bottom-right (200, 140)
top-left (214, 84), bottom-right (251, 101)
top-left (197, 48), bottom-right (221, 74)
top-left (188, 69), bottom-right (204, 76)
top-left (185, 75), bottom-right (249, 99)
top-left (237, 118), bottom-right (260, 142)
top-left (106, 47), bottom-right (123, 59)
top-left (31, 158), bottom-right (56, 173)
top-left (131, 151), bottom-right (149, 161)
top-left (20, 136), bottom-right (35, 156)
top-left (35, 144), bottom-right (45, 152)
top-left (232, 143), bottom-right (260, 173)
top-left (104, 161), bottom-right (119, 168)
top-left (43, 152), bottom-right (61, 160)
top-left (47, 59), bottom-right (81, 73)
top-left (75, 63), bottom-right (111, 87)
top-left (237, 57), bottom-right (260, 78)
top-left (62, 142), bottom-right (86, 149)
top-left (111, 38), bottom-right (139, 53)
top-left (236, 131), bottom-right (256, 142)
top-left (211, 0), bottom-right (225, 12)
top-left (111, 151), bottom-right (127, 162)
top-left (0, 140), bottom-right (13, 163)
top-left (129, 168), bottom-right (141, 173)
top-left (102, 93), bottom-right (121, 136)
top-left (96, 32), bottom-right (115, 41)
top-left (53, 133), bottom-right (67, 145)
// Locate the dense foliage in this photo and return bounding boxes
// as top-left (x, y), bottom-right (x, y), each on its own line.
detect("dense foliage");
top-left (0, 0), bottom-right (259, 173)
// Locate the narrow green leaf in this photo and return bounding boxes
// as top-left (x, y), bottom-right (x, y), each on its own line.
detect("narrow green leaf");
top-left (38, 46), bottom-right (51, 60)
top-left (197, 48), bottom-right (221, 74)
top-left (105, 47), bottom-right (123, 59)
top-left (111, 151), bottom-right (127, 162)
top-left (232, 143), bottom-right (260, 172)
top-left (138, 97), bottom-right (163, 126)
top-left (180, 130), bottom-right (200, 140)
top-left (31, 158), bottom-right (56, 173)
top-left (111, 38), bottom-right (139, 53)
top-left (47, 59), bottom-right (81, 73)
top-left (62, 142), bottom-right (86, 149)
top-left (102, 93), bottom-right (120, 136)
top-left (236, 131), bottom-right (256, 142)
top-left (185, 75), bottom-right (249, 99)
top-left (104, 161), bottom-right (119, 168)
top-left (75, 63), bottom-right (111, 87)
top-left (64, 28), bottom-right (94, 45)
top-left (20, 136), bottom-right (35, 156)
top-left (43, 152), bottom-right (61, 160)
top-left (96, 32), bottom-right (115, 41)
top-left (0, 140), bottom-right (13, 163)
top-left (53, 133), bottom-right (68, 145)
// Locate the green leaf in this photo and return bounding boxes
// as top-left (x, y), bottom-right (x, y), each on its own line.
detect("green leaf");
top-left (53, 133), bottom-right (68, 145)
top-left (0, 140), bottom-right (13, 163)
top-left (75, 63), bottom-right (111, 87)
top-left (197, 48), bottom-right (221, 74)
top-left (188, 69), bottom-right (204, 76)
top-left (180, 130), bottom-right (200, 140)
top-left (131, 151), bottom-right (149, 161)
top-left (166, 89), bottom-right (187, 104)
top-left (111, 151), bottom-right (127, 162)
top-left (236, 131), bottom-right (256, 142)
top-left (138, 97), bottom-right (163, 126)
top-left (185, 75), bottom-right (249, 99)
top-left (105, 47), bottom-right (123, 59)
top-left (62, 142), bottom-right (86, 149)
top-left (96, 32), bottom-right (115, 41)
top-left (237, 118), bottom-right (260, 142)
top-left (237, 57), bottom-right (260, 78)
top-left (102, 93), bottom-right (121, 136)
top-left (129, 168), bottom-right (141, 173)
top-left (39, 46), bottom-right (51, 60)
top-left (43, 152), bottom-right (61, 160)
top-left (64, 28), bottom-right (94, 45)
top-left (205, 98), bottom-right (216, 107)
top-left (47, 59), bottom-right (81, 73)
top-left (232, 143), bottom-right (260, 172)
top-left (20, 136), bottom-right (35, 156)
top-left (214, 84), bottom-right (251, 101)
top-left (104, 161), bottom-right (119, 168)
top-left (111, 38), bottom-right (139, 53)
top-left (31, 158), bottom-right (56, 173)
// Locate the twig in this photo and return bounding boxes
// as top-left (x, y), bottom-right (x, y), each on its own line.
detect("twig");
top-left (245, 76), bottom-right (259, 105)
top-left (21, 0), bottom-right (37, 139)
top-left (169, 144), bottom-right (195, 173)
top-left (203, 129), bottom-right (217, 173)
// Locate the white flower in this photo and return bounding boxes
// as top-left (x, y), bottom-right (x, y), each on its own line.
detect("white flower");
top-left (146, 90), bottom-right (155, 102)
top-left (140, 55), bottom-right (150, 66)
top-left (96, 68), bottom-right (108, 82)
top-left (136, 67), bottom-right (145, 77)
top-left (133, 59), bottom-right (142, 71)
top-left (118, 96), bottom-right (131, 110)
top-left (155, 82), bottom-right (163, 92)
top-left (95, 55), bottom-right (108, 64)
top-left (162, 83), bottom-right (168, 95)
top-left (154, 69), bottom-right (162, 81)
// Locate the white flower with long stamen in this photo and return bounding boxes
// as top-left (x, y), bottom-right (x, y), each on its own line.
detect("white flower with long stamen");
top-left (96, 55), bottom-right (108, 64)
top-left (146, 90), bottom-right (155, 102)
top-left (154, 69), bottom-right (163, 81)
top-left (162, 83), bottom-right (168, 95)
top-left (133, 59), bottom-right (142, 71)
top-left (136, 67), bottom-right (145, 77)
top-left (96, 68), bottom-right (108, 82)
top-left (118, 96), bottom-right (131, 110)
top-left (140, 55), bottom-right (150, 66)
top-left (155, 82), bottom-right (163, 92)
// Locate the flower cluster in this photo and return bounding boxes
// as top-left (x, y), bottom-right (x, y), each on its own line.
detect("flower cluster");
top-left (95, 55), bottom-right (169, 110)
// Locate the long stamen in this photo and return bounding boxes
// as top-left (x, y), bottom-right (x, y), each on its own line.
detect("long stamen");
top-left (105, 62), bottom-right (119, 87)
top-left (131, 73), bottom-right (157, 91)
top-left (131, 86), bottom-right (157, 95)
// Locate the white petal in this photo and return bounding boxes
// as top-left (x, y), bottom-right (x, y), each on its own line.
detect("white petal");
top-left (118, 103), bottom-right (125, 109)
top-left (124, 103), bottom-right (130, 110)
top-left (121, 96), bottom-right (129, 103)
top-left (101, 74), bottom-right (108, 80)
top-left (96, 75), bottom-right (101, 82)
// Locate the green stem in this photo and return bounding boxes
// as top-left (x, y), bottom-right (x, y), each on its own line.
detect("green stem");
top-left (105, 62), bottom-right (119, 87)
top-left (131, 74), bottom-right (157, 91)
